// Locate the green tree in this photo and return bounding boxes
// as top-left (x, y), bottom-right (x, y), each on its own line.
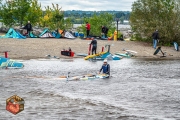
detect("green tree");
top-left (0, 1), bottom-right (16, 27)
top-left (51, 3), bottom-right (64, 30)
top-left (130, 0), bottom-right (180, 44)
top-left (78, 13), bottom-right (115, 37)
top-left (40, 6), bottom-right (52, 27)
top-left (11, 0), bottom-right (32, 26)
top-left (24, 0), bottom-right (42, 26)
top-left (40, 3), bottom-right (72, 30)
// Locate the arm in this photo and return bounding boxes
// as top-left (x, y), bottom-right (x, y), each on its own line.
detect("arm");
top-left (106, 64), bottom-right (110, 74)
top-left (106, 28), bottom-right (108, 34)
top-left (157, 33), bottom-right (160, 39)
top-left (23, 24), bottom-right (27, 29)
top-left (30, 24), bottom-right (33, 31)
top-left (90, 40), bottom-right (93, 45)
top-left (99, 66), bottom-right (103, 73)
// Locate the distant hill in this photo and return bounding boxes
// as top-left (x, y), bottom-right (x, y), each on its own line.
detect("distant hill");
top-left (63, 10), bottom-right (130, 20)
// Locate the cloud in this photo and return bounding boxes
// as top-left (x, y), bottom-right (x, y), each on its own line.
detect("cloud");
top-left (38, 0), bottom-right (135, 11)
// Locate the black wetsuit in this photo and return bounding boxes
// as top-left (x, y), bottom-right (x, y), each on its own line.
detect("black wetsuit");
top-left (90, 39), bottom-right (97, 54)
top-left (24, 23), bottom-right (32, 36)
top-left (102, 26), bottom-right (108, 38)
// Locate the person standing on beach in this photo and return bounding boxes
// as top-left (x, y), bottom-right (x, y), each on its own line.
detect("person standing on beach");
top-left (101, 26), bottom-right (108, 38)
top-left (23, 21), bottom-right (32, 37)
top-left (86, 22), bottom-right (91, 37)
top-left (152, 30), bottom-right (159, 49)
top-left (90, 38), bottom-right (97, 54)
top-left (99, 59), bottom-right (110, 76)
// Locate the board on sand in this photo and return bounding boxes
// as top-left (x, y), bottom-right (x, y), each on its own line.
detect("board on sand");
top-left (75, 53), bottom-right (88, 57)
top-left (45, 55), bottom-right (60, 59)
top-left (122, 49), bottom-right (137, 54)
top-left (0, 56), bottom-right (24, 68)
top-left (173, 42), bottom-right (179, 51)
top-left (124, 50), bottom-right (138, 54)
top-left (153, 47), bottom-right (161, 55)
top-left (115, 53), bottom-right (131, 58)
top-left (153, 47), bottom-right (166, 57)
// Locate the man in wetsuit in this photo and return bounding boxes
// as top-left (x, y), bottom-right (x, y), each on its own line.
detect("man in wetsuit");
top-left (99, 59), bottom-right (110, 76)
top-left (101, 26), bottom-right (109, 38)
top-left (24, 21), bottom-right (32, 37)
top-left (152, 30), bottom-right (159, 49)
top-left (90, 38), bottom-right (97, 54)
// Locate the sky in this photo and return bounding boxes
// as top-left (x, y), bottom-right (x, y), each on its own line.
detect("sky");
top-left (38, 0), bottom-right (136, 11)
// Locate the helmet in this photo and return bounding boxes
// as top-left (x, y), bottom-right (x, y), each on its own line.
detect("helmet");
top-left (103, 59), bottom-right (107, 62)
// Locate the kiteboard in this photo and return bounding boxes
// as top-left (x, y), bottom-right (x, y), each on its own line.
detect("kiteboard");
top-left (75, 53), bottom-right (88, 57)
top-left (58, 73), bottom-right (109, 81)
top-left (153, 47), bottom-right (161, 55)
top-left (0, 56), bottom-right (24, 69)
top-left (124, 50), bottom-right (138, 54)
top-left (173, 42), bottom-right (179, 51)
top-left (153, 47), bottom-right (166, 57)
top-left (115, 53), bottom-right (131, 58)
top-left (45, 55), bottom-right (60, 59)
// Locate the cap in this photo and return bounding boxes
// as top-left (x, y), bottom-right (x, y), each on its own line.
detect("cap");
top-left (103, 59), bottom-right (107, 62)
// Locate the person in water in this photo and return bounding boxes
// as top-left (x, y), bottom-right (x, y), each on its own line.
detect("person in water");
top-left (99, 59), bottom-right (110, 76)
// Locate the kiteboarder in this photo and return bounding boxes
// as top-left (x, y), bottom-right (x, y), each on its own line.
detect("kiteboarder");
top-left (90, 38), bottom-right (97, 54)
top-left (85, 22), bottom-right (91, 37)
top-left (101, 26), bottom-right (109, 38)
top-left (152, 30), bottom-right (159, 49)
top-left (23, 21), bottom-right (32, 37)
top-left (99, 59), bottom-right (110, 76)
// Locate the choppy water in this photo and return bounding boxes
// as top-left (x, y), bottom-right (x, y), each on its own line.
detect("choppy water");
top-left (0, 58), bottom-right (180, 120)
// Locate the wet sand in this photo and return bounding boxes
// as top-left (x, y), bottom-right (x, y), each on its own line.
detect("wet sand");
top-left (0, 38), bottom-right (179, 60)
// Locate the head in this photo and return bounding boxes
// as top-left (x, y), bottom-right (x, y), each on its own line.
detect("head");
top-left (28, 21), bottom-right (30, 23)
top-left (86, 22), bottom-right (88, 24)
top-left (103, 59), bottom-right (107, 64)
top-left (102, 25), bottom-right (104, 28)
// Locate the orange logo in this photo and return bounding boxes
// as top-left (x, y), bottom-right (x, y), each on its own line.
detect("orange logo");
top-left (6, 95), bottom-right (25, 115)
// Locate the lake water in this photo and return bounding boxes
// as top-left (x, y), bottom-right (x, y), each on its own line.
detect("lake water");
top-left (0, 58), bottom-right (180, 120)
top-left (73, 24), bottom-right (131, 30)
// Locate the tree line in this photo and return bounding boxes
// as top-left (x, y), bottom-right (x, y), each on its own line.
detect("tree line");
top-left (0, 0), bottom-right (122, 37)
top-left (0, 0), bottom-right (72, 30)
top-left (63, 11), bottom-right (130, 24)
top-left (1, 0), bottom-right (179, 45)
top-left (130, 0), bottom-right (180, 45)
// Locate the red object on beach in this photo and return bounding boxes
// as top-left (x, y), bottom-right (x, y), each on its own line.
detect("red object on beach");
top-left (102, 47), bottom-right (104, 52)
top-left (5, 51), bottom-right (8, 58)
top-left (0, 51), bottom-right (9, 58)
top-left (70, 52), bottom-right (74, 57)
top-left (88, 44), bottom-right (92, 55)
top-left (61, 50), bottom-right (74, 57)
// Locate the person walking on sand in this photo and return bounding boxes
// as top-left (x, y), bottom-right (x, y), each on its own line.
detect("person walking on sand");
top-left (101, 26), bottom-right (109, 38)
top-left (152, 30), bottom-right (159, 49)
top-left (90, 38), bottom-right (97, 55)
top-left (85, 22), bottom-right (91, 37)
top-left (24, 21), bottom-right (32, 37)
top-left (99, 59), bottom-right (110, 76)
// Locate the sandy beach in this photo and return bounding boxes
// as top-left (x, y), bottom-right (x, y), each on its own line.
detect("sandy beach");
top-left (0, 38), bottom-right (179, 60)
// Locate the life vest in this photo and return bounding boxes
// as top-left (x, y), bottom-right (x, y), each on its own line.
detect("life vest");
top-left (102, 64), bottom-right (110, 74)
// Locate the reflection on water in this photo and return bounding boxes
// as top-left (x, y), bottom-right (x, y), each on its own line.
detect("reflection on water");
top-left (0, 58), bottom-right (180, 120)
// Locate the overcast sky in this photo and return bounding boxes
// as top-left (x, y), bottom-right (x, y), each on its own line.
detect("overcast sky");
top-left (38, 0), bottom-right (136, 11)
